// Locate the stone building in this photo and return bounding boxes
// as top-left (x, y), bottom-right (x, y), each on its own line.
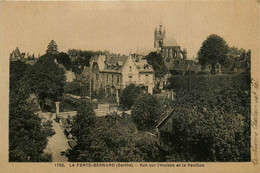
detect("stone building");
top-left (89, 54), bottom-right (155, 99)
top-left (154, 24), bottom-right (187, 69)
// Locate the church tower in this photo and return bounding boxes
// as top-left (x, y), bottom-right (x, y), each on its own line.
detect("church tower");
top-left (154, 24), bottom-right (166, 50)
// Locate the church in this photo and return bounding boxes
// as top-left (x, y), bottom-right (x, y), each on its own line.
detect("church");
top-left (154, 24), bottom-right (188, 70)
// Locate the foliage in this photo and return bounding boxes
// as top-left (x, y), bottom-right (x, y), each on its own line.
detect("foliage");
top-left (74, 74), bottom-right (90, 97)
top-left (68, 49), bottom-right (105, 74)
top-left (64, 73), bottom-right (90, 98)
top-left (163, 72), bottom-right (250, 161)
top-left (146, 51), bottom-right (168, 82)
top-left (56, 52), bottom-right (72, 70)
top-left (119, 84), bottom-right (143, 109)
top-left (165, 87), bottom-right (250, 161)
top-left (64, 82), bottom-right (81, 95)
top-left (91, 87), bottom-right (106, 100)
top-left (131, 94), bottom-right (163, 131)
top-left (10, 60), bottom-right (30, 90)
top-left (222, 47), bottom-right (251, 74)
top-left (67, 110), bottom-right (161, 162)
top-left (22, 54), bottom-right (66, 110)
top-left (46, 40), bottom-right (58, 55)
top-left (70, 102), bottom-right (96, 139)
top-left (59, 99), bottom-right (78, 112)
top-left (198, 34), bottom-right (228, 74)
top-left (9, 88), bottom-right (55, 162)
top-left (167, 74), bottom-right (250, 92)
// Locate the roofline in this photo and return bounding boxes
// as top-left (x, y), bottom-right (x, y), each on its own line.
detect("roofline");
top-left (156, 109), bottom-right (175, 128)
top-left (120, 56), bottom-right (131, 72)
top-left (99, 70), bottom-right (122, 74)
top-left (133, 57), bottom-right (155, 73)
top-left (163, 46), bottom-right (180, 48)
top-left (138, 71), bottom-right (154, 74)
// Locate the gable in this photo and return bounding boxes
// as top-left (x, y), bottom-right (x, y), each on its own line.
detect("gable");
top-left (121, 57), bottom-right (139, 75)
top-left (92, 62), bottom-right (100, 72)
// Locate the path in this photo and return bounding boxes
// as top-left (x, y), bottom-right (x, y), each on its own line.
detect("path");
top-left (44, 114), bottom-right (70, 162)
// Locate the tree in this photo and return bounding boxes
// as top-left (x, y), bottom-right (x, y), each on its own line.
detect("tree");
top-left (165, 83), bottom-right (250, 161)
top-left (131, 94), bottom-right (163, 130)
top-left (75, 74), bottom-right (90, 97)
top-left (198, 34), bottom-right (228, 74)
top-left (68, 49), bottom-right (106, 74)
top-left (10, 60), bottom-right (30, 90)
top-left (22, 54), bottom-right (66, 110)
top-left (9, 48), bottom-right (56, 162)
top-left (65, 101), bottom-right (96, 161)
top-left (56, 52), bottom-right (72, 70)
top-left (66, 110), bottom-right (161, 162)
top-left (146, 51), bottom-right (167, 85)
top-left (9, 85), bottom-right (55, 162)
top-left (46, 40), bottom-right (58, 55)
top-left (119, 84), bottom-right (143, 109)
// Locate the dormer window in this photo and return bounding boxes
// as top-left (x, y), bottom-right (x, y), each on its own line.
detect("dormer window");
top-left (143, 64), bottom-right (149, 69)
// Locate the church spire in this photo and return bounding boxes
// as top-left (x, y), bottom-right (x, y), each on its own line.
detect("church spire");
top-left (154, 27), bottom-right (158, 35)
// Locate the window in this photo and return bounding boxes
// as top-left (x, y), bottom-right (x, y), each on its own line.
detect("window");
top-left (96, 73), bottom-right (99, 80)
top-left (112, 75), bottom-right (114, 83)
top-left (138, 75), bottom-right (140, 82)
top-left (129, 75), bottom-right (132, 83)
top-left (106, 74), bottom-right (108, 81)
top-left (117, 75), bottom-right (120, 84)
top-left (129, 66), bottom-right (132, 72)
top-left (145, 74), bottom-right (149, 83)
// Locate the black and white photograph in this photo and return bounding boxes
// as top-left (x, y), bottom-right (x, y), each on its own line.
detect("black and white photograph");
top-left (1, 1), bottom-right (259, 172)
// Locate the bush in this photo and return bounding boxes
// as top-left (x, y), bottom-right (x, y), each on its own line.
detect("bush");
top-left (167, 74), bottom-right (250, 92)
top-left (64, 82), bottom-right (81, 95)
top-left (66, 111), bottom-right (162, 162)
top-left (153, 87), bottom-right (161, 94)
top-left (167, 88), bottom-right (250, 161)
top-left (119, 84), bottom-right (143, 109)
top-left (9, 90), bottom-right (55, 162)
top-left (131, 94), bottom-right (163, 131)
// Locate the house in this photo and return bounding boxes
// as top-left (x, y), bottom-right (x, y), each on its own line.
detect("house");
top-left (88, 54), bottom-right (155, 99)
top-left (156, 109), bottom-right (175, 147)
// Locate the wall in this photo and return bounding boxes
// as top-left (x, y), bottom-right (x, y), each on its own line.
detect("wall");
top-left (121, 57), bottom-right (139, 87)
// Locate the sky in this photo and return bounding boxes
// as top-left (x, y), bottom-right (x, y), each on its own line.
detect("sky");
top-left (0, 1), bottom-right (259, 60)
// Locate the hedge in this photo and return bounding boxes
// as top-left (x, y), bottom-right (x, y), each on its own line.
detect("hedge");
top-left (167, 73), bottom-right (250, 92)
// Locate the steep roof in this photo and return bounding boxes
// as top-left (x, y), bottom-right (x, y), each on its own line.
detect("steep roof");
top-left (103, 55), bottom-right (129, 73)
top-left (135, 59), bottom-right (154, 73)
top-left (107, 55), bottom-right (128, 65)
top-left (163, 37), bottom-right (179, 47)
top-left (156, 109), bottom-right (175, 132)
top-left (81, 66), bottom-right (90, 76)
top-left (90, 55), bottom-right (154, 74)
top-left (91, 55), bottom-right (100, 62)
